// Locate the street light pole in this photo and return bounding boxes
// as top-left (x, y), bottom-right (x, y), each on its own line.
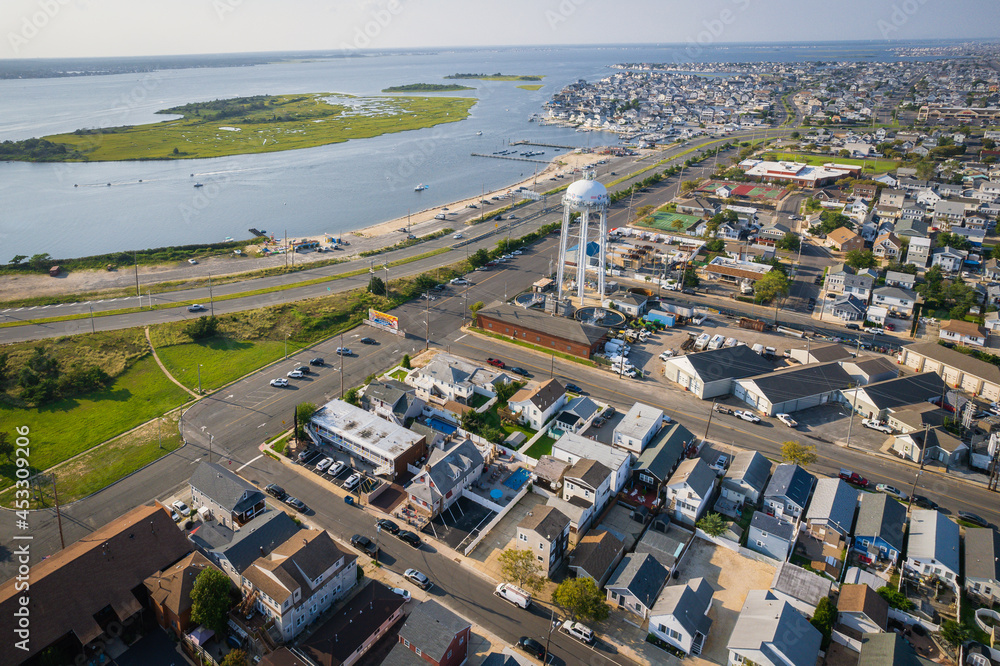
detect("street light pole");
top-left (340, 332), bottom-right (345, 398)
top-left (285, 334), bottom-right (290, 360)
top-left (544, 605), bottom-right (558, 663)
top-left (425, 293), bottom-right (430, 351)
top-left (197, 364), bottom-right (202, 395)
top-left (89, 305), bottom-right (96, 334)
top-left (209, 273), bottom-right (214, 316)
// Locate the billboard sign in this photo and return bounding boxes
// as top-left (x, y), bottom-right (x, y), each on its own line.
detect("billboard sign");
top-left (368, 309), bottom-right (398, 331)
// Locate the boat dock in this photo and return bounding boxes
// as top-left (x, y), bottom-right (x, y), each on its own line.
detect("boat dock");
top-left (471, 153), bottom-right (548, 164)
top-left (511, 140), bottom-right (576, 150)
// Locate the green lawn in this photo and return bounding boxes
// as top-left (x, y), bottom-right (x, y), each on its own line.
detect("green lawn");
top-left (764, 151), bottom-right (899, 174)
top-left (154, 338), bottom-right (287, 392)
top-left (468, 393), bottom-right (491, 409)
top-left (389, 369), bottom-right (410, 382)
top-left (516, 84), bottom-right (544, 91)
top-left (524, 434), bottom-right (557, 459)
top-left (0, 355), bottom-right (191, 487)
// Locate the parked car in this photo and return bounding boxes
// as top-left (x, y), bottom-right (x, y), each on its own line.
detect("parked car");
top-left (391, 587), bottom-right (411, 602)
top-left (336, 347), bottom-right (352, 356)
top-left (265, 484), bottom-right (286, 500)
top-left (450, 277), bottom-right (469, 285)
top-left (328, 461), bottom-right (346, 476)
top-left (838, 469), bottom-right (869, 488)
top-left (509, 366), bottom-right (530, 377)
top-left (735, 410), bottom-right (761, 423)
top-left (377, 519), bottom-right (400, 535)
top-left (172, 500), bottom-right (190, 516)
top-left (404, 568), bottom-right (431, 590)
top-left (565, 383), bottom-right (583, 394)
top-left (170, 509), bottom-right (181, 522)
top-left (875, 484), bottom-right (907, 502)
top-left (293, 365), bottom-right (310, 374)
top-left (309, 357), bottom-right (325, 366)
top-left (591, 416), bottom-right (605, 428)
top-left (862, 419), bottom-right (893, 434)
top-left (297, 448), bottom-right (313, 462)
top-left (397, 530), bottom-right (421, 548)
top-left (560, 620), bottom-right (595, 645)
top-left (487, 358), bottom-right (505, 368)
top-left (517, 637), bottom-right (548, 660)
top-left (710, 454), bottom-right (730, 475)
top-left (270, 378), bottom-right (289, 387)
top-left (360, 337), bottom-right (378, 345)
top-left (344, 473), bottom-right (361, 491)
top-left (846, 323), bottom-right (860, 331)
top-left (959, 511), bottom-right (990, 527)
top-left (188, 304), bottom-right (207, 312)
top-left (315, 457), bottom-right (333, 471)
top-left (284, 497), bottom-right (307, 511)
top-left (351, 534), bottom-right (378, 557)
top-left (287, 370), bottom-right (304, 379)
top-left (602, 405), bottom-right (616, 418)
top-left (776, 413), bottom-right (798, 428)
top-left (912, 495), bottom-right (938, 510)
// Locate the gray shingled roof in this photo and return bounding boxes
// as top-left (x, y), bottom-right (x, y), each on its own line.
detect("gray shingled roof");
top-left (634, 422), bottom-right (693, 482)
top-left (856, 372), bottom-right (945, 411)
top-left (209, 511), bottom-right (300, 575)
top-left (651, 578), bottom-right (714, 637)
top-left (722, 450), bottom-right (772, 496)
top-left (908, 509), bottom-right (960, 574)
top-left (903, 342), bottom-right (1000, 384)
top-left (397, 600), bottom-right (470, 662)
top-left (668, 458), bottom-right (716, 498)
top-left (743, 362), bottom-right (853, 404)
top-left (478, 302), bottom-right (608, 346)
top-left (854, 493), bottom-right (907, 551)
top-left (805, 478), bottom-right (857, 537)
top-left (964, 527), bottom-right (1000, 582)
top-left (764, 464), bottom-right (816, 510)
top-left (727, 590), bottom-right (822, 666)
top-left (571, 530), bottom-right (624, 581)
top-left (566, 458), bottom-right (612, 490)
top-left (607, 553), bottom-right (668, 610)
top-left (771, 561), bottom-right (832, 608)
top-left (518, 505), bottom-right (569, 542)
top-left (858, 632), bottom-right (932, 666)
top-left (190, 461), bottom-right (264, 516)
top-left (683, 344), bottom-right (773, 381)
top-left (751, 511), bottom-right (795, 542)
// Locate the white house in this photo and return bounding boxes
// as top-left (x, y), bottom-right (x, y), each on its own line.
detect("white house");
top-left (727, 590), bottom-right (822, 666)
top-left (612, 403), bottom-right (664, 453)
top-left (906, 509), bottom-right (961, 592)
top-left (649, 578), bottom-right (715, 656)
top-left (665, 458), bottom-right (716, 527)
top-left (405, 353), bottom-right (508, 405)
top-left (562, 458), bottom-right (613, 529)
top-left (939, 319), bottom-right (988, 347)
top-left (931, 246), bottom-right (967, 273)
top-left (551, 431), bottom-right (632, 493)
top-left (871, 285), bottom-right (918, 317)
top-left (507, 379), bottom-right (567, 431)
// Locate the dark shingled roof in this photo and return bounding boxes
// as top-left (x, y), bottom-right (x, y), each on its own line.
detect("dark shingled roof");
top-left (571, 530), bottom-right (625, 581)
top-left (397, 600), bottom-right (470, 663)
top-left (856, 372), bottom-right (946, 411)
top-left (855, 493), bottom-right (907, 552)
top-left (607, 553), bottom-right (669, 611)
top-left (297, 580), bottom-right (404, 666)
top-left (477, 302), bottom-right (608, 346)
top-left (518, 505), bottom-right (569, 542)
top-left (197, 510), bottom-right (300, 576)
top-left (858, 632), bottom-right (934, 666)
top-left (963, 527), bottom-right (1000, 583)
top-left (743, 362), bottom-right (853, 404)
top-left (683, 344), bottom-right (774, 381)
top-left (903, 341), bottom-right (1000, 384)
top-left (189, 461), bottom-right (265, 516)
top-left (634, 422), bottom-right (694, 482)
top-left (764, 464), bottom-right (816, 510)
top-left (750, 511), bottom-right (795, 542)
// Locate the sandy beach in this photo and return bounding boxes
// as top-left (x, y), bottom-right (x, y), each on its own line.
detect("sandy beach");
top-left (0, 150), bottom-right (617, 302)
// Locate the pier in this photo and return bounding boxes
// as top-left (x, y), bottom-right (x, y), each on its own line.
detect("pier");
top-left (511, 140), bottom-right (576, 150)
top-left (471, 153), bottom-right (549, 164)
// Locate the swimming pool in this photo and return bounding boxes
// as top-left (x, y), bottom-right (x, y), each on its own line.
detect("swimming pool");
top-left (427, 416), bottom-right (458, 435)
top-left (503, 467), bottom-right (531, 491)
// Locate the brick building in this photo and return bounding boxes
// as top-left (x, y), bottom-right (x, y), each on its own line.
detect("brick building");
top-left (476, 302), bottom-right (608, 359)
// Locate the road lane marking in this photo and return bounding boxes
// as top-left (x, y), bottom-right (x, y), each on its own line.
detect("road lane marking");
top-left (237, 454), bottom-right (263, 472)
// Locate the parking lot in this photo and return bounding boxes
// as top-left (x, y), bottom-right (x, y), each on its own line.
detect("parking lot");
top-left (421, 496), bottom-right (496, 553)
top-left (296, 448), bottom-right (382, 496)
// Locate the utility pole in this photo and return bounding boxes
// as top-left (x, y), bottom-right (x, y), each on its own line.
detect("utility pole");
top-left (543, 605), bottom-right (558, 664)
top-left (52, 475), bottom-right (65, 550)
top-left (425, 293), bottom-right (430, 351)
top-left (340, 332), bottom-right (345, 398)
top-left (844, 382), bottom-right (858, 449)
top-left (134, 251), bottom-right (140, 297)
top-left (703, 399), bottom-right (718, 444)
top-left (197, 364), bottom-right (202, 395)
top-left (209, 433), bottom-right (213, 464)
top-left (89, 305), bottom-right (96, 334)
top-left (208, 273), bottom-right (214, 316)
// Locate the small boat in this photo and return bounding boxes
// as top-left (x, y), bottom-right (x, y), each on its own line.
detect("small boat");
top-left (476, 131), bottom-right (483, 135)
top-left (194, 183), bottom-right (204, 188)
top-left (414, 184), bottom-right (427, 191)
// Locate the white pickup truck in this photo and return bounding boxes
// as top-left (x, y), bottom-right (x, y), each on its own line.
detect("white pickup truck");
top-left (776, 413), bottom-right (798, 428)
top-left (560, 620), bottom-right (595, 645)
top-left (862, 419), bottom-right (893, 434)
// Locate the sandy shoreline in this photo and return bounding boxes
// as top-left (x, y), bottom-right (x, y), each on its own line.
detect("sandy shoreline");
top-left (0, 150), bottom-right (613, 301)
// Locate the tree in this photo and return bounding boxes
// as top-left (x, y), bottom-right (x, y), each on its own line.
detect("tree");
top-left (680, 179), bottom-right (699, 194)
top-left (343, 387), bottom-right (360, 406)
top-left (470, 301), bottom-right (485, 317)
top-left (497, 548), bottom-right (545, 592)
top-left (469, 248), bottom-right (490, 268)
top-left (295, 402), bottom-right (317, 440)
top-left (682, 267), bottom-right (700, 288)
top-left (697, 512), bottom-right (728, 537)
top-left (845, 249), bottom-right (877, 270)
top-left (876, 586), bottom-right (914, 611)
top-left (552, 578), bottom-right (610, 623)
top-left (190, 568), bottom-right (234, 635)
top-left (0, 432), bottom-right (13, 464)
top-left (915, 160), bottom-right (935, 181)
top-left (401, 354), bottom-right (411, 369)
top-left (8, 255), bottom-right (27, 267)
top-left (810, 597), bottom-right (838, 647)
top-left (753, 270), bottom-right (790, 303)
top-left (221, 650), bottom-right (248, 666)
top-left (776, 232), bottom-right (800, 252)
top-left (705, 238), bottom-right (725, 253)
top-left (184, 315), bottom-right (220, 340)
top-left (781, 440), bottom-right (817, 468)
top-left (367, 275), bottom-right (386, 296)
top-left (29, 253), bottom-right (52, 270)
top-left (940, 619), bottom-right (970, 650)
top-left (635, 205), bottom-right (654, 220)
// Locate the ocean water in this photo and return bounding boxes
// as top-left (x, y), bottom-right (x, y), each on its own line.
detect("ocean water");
top-left (0, 41), bottom-right (949, 258)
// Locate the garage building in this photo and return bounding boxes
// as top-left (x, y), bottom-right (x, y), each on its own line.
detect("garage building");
top-left (841, 372), bottom-right (946, 421)
top-left (898, 342), bottom-right (1000, 401)
top-left (734, 362), bottom-right (853, 416)
top-left (664, 345), bottom-right (774, 399)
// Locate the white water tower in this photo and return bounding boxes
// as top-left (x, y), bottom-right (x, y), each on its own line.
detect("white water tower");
top-left (555, 173), bottom-right (609, 306)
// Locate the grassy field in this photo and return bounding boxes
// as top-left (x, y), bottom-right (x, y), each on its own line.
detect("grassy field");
top-left (382, 84), bottom-right (474, 92)
top-left (0, 414), bottom-right (183, 509)
top-left (0, 355), bottom-right (191, 487)
top-left (524, 434), bottom-right (557, 459)
top-left (516, 84), bottom-right (544, 91)
top-left (763, 151), bottom-right (899, 174)
top-left (37, 93), bottom-right (475, 161)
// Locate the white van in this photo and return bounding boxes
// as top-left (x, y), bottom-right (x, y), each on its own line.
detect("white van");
top-left (495, 583), bottom-right (532, 609)
top-left (752, 343), bottom-right (765, 355)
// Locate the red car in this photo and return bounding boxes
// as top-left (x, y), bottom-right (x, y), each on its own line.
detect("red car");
top-left (487, 358), bottom-right (505, 369)
top-left (838, 469), bottom-right (869, 488)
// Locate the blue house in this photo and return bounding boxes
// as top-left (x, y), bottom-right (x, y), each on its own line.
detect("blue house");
top-left (852, 493), bottom-right (907, 565)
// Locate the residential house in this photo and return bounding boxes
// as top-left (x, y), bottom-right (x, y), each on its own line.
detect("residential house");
top-left (665, 458), bottom-right (716, 526)
top-left (906, 236), bottom-right (932, 267)
top-left (748, 511), bottom-right (796, 561)
top-left (985, 258), bottom-right (1000, 281)
top-left (879, 189), bottom-right (906, 208)
top-left (885, 402), bottom-right (947, 435)
top-left (939, 319), bottom-right (988, 347)
top-left (551, 458), bottom-right (613, 534)
top-left (663, 344), bottom-right (773, 399)
top-left (806, 478), bottom-right (858, 541)
top-left (190, 510), bottom-right (301, 586)
top-left (552, 396), bottom-right (600, 434)
top-left (405, 439), bottom-right (484, 519)
top-left (853, 182), bottom-right (878, 200)
top-left (635, 525), bottom-right (693, 572)
top-left (241, 529), bottom-right (358, 643)
top-left (612, 402), bottom-right (664, 453)
top-left (551, 431), bottom-right (632, 493)
top-left (826, 227), bottom-right (865, 252)
top-left (189, 461), bottom-right (266, 529)
top-left (933, 200), bottom-right (967, 226)
top-left (727, 590), bottom-right (823, 666)
top-left (905, 509), bottom-right (961, 591)
top-left (852, 493), bottom-right (907, 565)
top-left (759, 221), bottom-right (790, 240)
top-left (931, 246), bottom-right (967, 273)
top-left (516, 505), bottom-right (570, 577)
top-left (719, 450), bottom-right (772, 510)
top-left (871, 285), bottom-right (918, 318)
top-left (649, 578), bottom-right (715, 656)
top-left (895, 218), bottom-right (930, 239)
top-left (677, 198), bottom-right (719, 217)
top-left (951, 226), bottom-right (986, 247)
top-left (769, 560), bottom-right (833, 618)
top-left (606, 553), bottom-right (669, 620)
top-left (872, 232), bottom-right (902, 261)
top-left (631, 422), bottom-right (692, 493)
top-left (507, 379), bottom-right (567, 431)
top-left (406, 353), bottom-right (508, 406)
top-left (610, 293), bottom-right (649, 317)
top-left (144, 550), bottom-right (222, 641)
top-left (837, 584), bottom-right (889, 636)
top-left (964, 528), bottom-right (1000, 605)
top-left (884, 271), bottom-right (917, 289)
top-left (889, 426), bottom-right (966, 467)
top-left (569, 530), bottom-right (626, 588)
top-left (824, 264), bottom-right (876, 300)
top-left (361, 380), bottom-right (424, 426)
top-left (763, 464), bottom-right (816, 522)
top-left (830, 294), bottom-right (868, 321)
top-left (384, 600), bottom-right (471, 666)
top-left (858, 633), bottom-right (936, 666)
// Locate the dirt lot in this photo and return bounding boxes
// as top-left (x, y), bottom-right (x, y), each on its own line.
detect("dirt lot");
top-left (673, 538), bottom-right (777, 666)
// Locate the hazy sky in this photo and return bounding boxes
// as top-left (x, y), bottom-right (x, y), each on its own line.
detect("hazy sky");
top-left (3, 0), bottom-right (998, 59)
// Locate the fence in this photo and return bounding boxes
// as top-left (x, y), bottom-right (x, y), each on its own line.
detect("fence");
top-left (462, 484), bottom-right (530, 556)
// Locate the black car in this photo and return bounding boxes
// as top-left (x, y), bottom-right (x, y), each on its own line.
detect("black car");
top-left (603, 405), bottom-right (616, 418)
top-left (509, 367), bottom-right (531, 377)
top-left (912, 495), bottom-right (939, 510)
top-left (846, 323), bottom-right (860, 331)
top-left (309, 357), bottom-right (325, 366)
top-left (517, 637), bottom-right (547, 660)
top-left (265, 483), bottom-right (286, 500)
top-left (565, 383), bottom-right (583, 394)
top-left (284, 497), bottom-right (307, 512)
top-left (959, 511), bottom-right (990, 527)
top-left (360, 337), bottom-right (378, 345)
top-left (377, 519), bottom-right (400, 535)
top-left (681, 288), bottom-right (695, 295)
top-left (397, 530), bottom-right (421, 548)
top-left (351, 534), bottom-right (378, 557)
top-left (293, 365), bottom-right (310, 374)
